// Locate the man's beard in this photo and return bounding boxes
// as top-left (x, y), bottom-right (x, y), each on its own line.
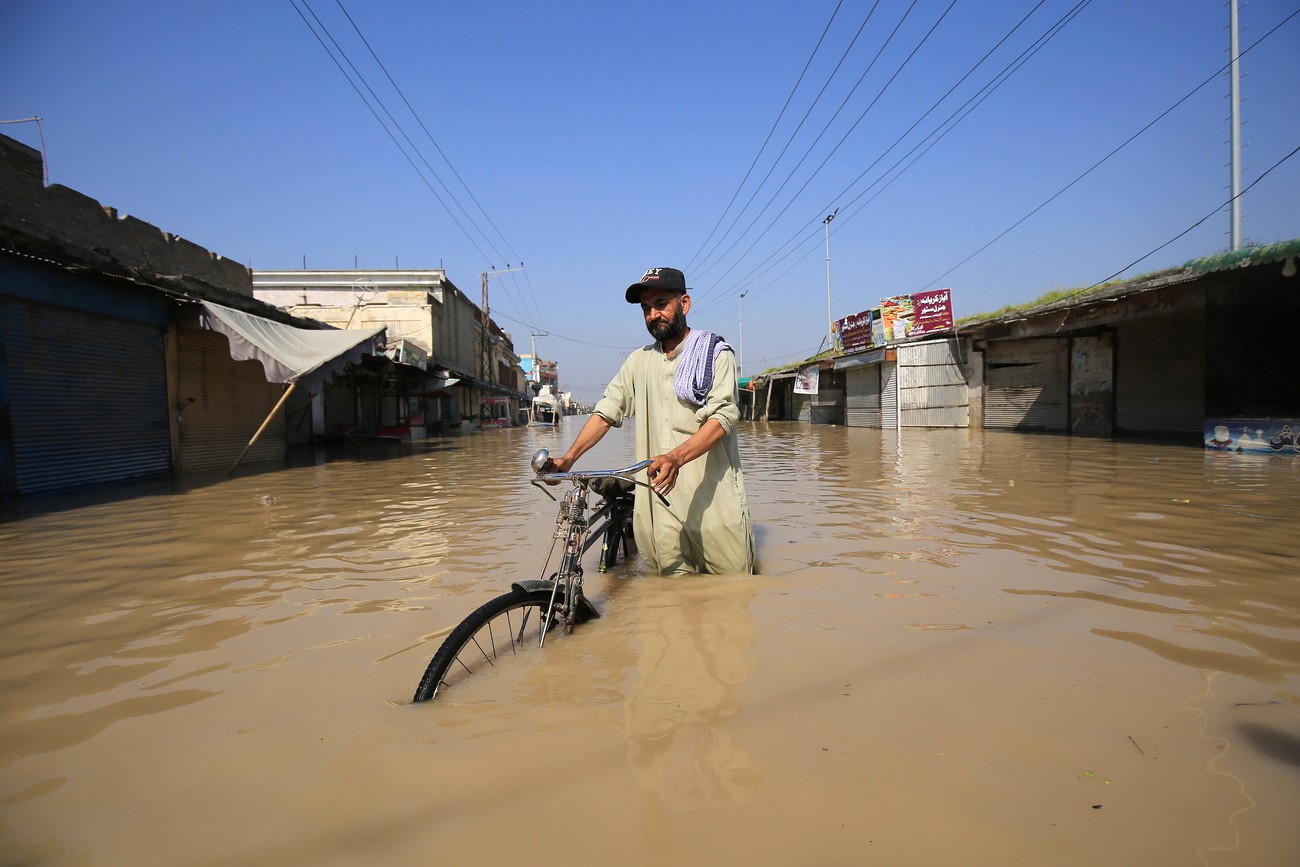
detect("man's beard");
top-left (648, 308), bottom-right (687, 342)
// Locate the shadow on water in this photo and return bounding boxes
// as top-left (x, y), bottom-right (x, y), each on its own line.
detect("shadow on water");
top-left (1237, 722), bottom-right (1300, 769)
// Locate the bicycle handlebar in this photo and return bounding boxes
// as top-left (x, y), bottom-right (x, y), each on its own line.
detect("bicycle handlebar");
top-left (529, 448), bottom-right (668, 506)
top-left (534, 458), bottom-right (652, 484)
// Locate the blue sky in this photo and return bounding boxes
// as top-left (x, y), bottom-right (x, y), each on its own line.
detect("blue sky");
top-left (4, 0), bottom-right (1298, 400)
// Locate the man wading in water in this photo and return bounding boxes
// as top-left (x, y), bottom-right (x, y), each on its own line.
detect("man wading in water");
top-left (545, 267), bottom-right (756, 575)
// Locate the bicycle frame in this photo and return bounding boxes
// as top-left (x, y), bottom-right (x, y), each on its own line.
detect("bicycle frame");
top-left (410, 449), bottom-right (668, 701)
top-left (525, 448), bottom-right (665, 642)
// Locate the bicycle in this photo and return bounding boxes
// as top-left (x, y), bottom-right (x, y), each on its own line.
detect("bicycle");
top-left (411, 447), bottom-right (667, 702)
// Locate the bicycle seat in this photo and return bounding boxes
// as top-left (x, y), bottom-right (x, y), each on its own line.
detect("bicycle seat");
top-left (590, 477), bottom-right (635, 499)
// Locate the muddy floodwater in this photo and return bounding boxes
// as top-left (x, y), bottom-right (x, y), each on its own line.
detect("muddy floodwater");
top-left (2, 423), bottom-right (1298, 865)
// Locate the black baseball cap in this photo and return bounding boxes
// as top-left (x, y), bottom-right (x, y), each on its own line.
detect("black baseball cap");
top-left (625, 267), bottom-right (688, 303)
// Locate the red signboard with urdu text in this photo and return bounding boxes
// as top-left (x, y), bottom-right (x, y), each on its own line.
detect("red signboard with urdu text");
top-left (910, 288), bottom-right (954, 337)
top-left (835, 309), bottom-right (874, 353)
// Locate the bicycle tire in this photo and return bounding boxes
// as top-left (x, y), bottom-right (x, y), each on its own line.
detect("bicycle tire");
top-left (412, 588), bottom-right (558, 702)
top-left (599, 519), bottom-right (620, 571)
top-left (599, 511), bottom-right (632, 571)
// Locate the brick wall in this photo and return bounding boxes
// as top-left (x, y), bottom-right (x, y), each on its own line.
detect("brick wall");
top-left (0, 132), bottom-right (252, 297)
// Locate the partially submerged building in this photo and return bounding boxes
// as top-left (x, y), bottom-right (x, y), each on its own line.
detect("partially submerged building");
top-left (0, 133), bottom-right (385, 501)
top-left (753, 239), bottom-right (1300, 443)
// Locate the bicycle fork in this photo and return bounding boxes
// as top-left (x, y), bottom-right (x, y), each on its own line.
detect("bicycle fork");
top-left (541, 490), bottom-right (588, 645)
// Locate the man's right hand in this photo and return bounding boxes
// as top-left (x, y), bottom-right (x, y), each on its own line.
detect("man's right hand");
top-left (542, 454), bottom-right (574, 484)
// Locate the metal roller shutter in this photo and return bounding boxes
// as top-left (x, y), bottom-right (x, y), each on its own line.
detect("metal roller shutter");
top-left (984, 339), bottom-right (1068, 431)
top-left (845, 365), bottom-right (881, 427)
top-left (2, 299), bottom-right (171, 494)
top-left (1116, 307), bottom-right (1206, 436)
top-left (176, 329), bottom-right (287, 473)
top-left (881, 361), bottom-right (898, 429)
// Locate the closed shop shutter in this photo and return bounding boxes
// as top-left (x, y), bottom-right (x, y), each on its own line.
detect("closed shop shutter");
top-left (2, 299), bottom-right (171, 494)
top-left (845, 365), bottom-right (881, 427)
top-left (1116, 305), bottom-right (1205, 436)
top-left (984, 339), bottom-right (1068, 430)
top-left (898, 339), bottom-right (969, 428)
top-left (176, 329), bottom-right (286, 473)
top-left (881, 361), bottom-right (898, 429)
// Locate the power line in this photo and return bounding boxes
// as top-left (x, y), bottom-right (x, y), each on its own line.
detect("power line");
top-left (1084, 142), bottom-right (1300, 289)
top-left (289, 0), bottom-right (542, 329)
top-left (919, 4), bottom-right (1300, 291)
top-left (332, 0), bottom-right (548, 329)
top-left (694, 0), bottom-right (1085, 317)
top-left (685, 0), bottom-right (851, 274)
top-left (693, 0), bottom-right (897, 285)
top-left (288, 1), bottom-right (489, 262)
top-left (698, 0), bottom-right (957, 294)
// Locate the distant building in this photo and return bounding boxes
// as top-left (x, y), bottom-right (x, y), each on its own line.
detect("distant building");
top-left (519, 353), bottom-right (559, 395)
top-left (253, 269), bottom-right (527, 431)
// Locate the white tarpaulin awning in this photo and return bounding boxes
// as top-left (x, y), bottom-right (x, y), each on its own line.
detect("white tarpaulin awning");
top-left (199, 300), bottom-right (386, 389)
top-left (198, 301), bottom-right (386, 474)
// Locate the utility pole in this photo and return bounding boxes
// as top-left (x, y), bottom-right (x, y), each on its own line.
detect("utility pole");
top-left (529, 331), bottom-right (548, 389)
top-left (823, 209), bottom-right (838, 351)
top-left (1229, 0), bottom-right (1243, 250)
top-left (479, 266), bottom-right (524, 384)
top-left (738, 292), bottom-right (747, 380)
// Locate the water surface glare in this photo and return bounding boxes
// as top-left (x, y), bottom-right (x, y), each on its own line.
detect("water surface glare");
top-left (1, 424), bottom-right (1298, 864)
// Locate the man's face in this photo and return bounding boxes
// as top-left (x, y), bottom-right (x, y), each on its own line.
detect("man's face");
top-left (640, 289), bottom-right (690, 342)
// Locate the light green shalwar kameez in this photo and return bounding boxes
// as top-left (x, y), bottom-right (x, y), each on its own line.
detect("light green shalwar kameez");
top-left (592, 341), bottom-right (756, 575)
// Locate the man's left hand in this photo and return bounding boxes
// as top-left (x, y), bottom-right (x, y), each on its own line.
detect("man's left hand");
top-left (646, 453), bottom-right (683, 496)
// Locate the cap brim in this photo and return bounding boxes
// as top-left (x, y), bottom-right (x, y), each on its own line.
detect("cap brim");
top-left (625, 284), bottom-right (688, 303)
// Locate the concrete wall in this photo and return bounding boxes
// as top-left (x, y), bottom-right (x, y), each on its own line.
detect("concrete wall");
top-left (0, 133), bottom-right (252, 297)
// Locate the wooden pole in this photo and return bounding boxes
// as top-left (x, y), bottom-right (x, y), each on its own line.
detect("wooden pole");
top-left (228, 381), bottom-right (297, 475)
top-left (763, 380), bottom-right (773, 421)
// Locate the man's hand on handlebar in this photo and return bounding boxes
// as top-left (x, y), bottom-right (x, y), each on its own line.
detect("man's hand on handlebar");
top-left (646, 453), bottom-right (683, 496)
top-left (541, 455), bottom-right (573, 485)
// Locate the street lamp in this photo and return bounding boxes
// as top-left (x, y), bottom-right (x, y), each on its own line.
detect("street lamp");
top-left (823, 209), bottom-right (838, 351)
top-left (738, 291), bottom-right (747, 379)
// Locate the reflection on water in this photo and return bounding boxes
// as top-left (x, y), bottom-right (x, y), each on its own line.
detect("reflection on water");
top-left (1, 424), bottom-right (1297, 864)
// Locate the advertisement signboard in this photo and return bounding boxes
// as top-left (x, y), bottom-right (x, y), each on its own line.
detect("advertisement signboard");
top-left (879, 295), bottom-right (915, 341)
top-left (910, 288), bottom-right (954, 336)
top-left (834, 309), bottom-right (875, 354)
top-left (793, 364), bottom-right (820, 395)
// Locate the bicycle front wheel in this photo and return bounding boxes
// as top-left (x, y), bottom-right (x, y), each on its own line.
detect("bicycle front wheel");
top-left (412, 588), bottom-right (559, 702)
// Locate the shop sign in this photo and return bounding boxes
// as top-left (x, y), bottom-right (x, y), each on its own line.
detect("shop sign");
top-left (834, 309), bottom-right (875, 354)
top-left (911, 288), bottom-right (954, 336)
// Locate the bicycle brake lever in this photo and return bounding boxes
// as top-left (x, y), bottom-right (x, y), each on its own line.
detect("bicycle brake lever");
top-left (626, 477), bottom-right (669, 508)
top-left (530, 479), bottom-right (559, 501)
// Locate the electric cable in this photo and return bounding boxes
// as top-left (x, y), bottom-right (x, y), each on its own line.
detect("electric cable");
top-left (919, 5), bottom-right (1300, 291)
top-left (331, 0), bottom-right (549, 330)
top-left (696, 0), bottom-right (957, 293)
top-left (691, 0), bottom-right (852, 274)
top-left (1084, 142), bottom-right (1300, 290)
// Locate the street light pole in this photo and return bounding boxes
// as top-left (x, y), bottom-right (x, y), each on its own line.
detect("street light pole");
top-left (738, 292), bottom-right (746, 379)
top-left (823, 210), bottom-right (838, 350)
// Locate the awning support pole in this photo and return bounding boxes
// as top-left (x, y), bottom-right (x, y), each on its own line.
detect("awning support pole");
top-left (229, 381), bottom-right (298, 476)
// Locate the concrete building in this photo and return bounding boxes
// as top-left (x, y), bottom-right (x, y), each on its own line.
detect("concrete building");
top-left (0, 132), bottom-right (385, 501)
top-left (253, 269), bottom-right (528, 432)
